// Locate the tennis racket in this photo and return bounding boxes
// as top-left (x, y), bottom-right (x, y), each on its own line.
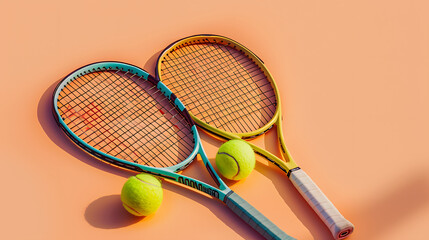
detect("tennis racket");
top-left (52, 61), bottom-right (295, 240)
top-left (155, 35), bottom-right (354, 239)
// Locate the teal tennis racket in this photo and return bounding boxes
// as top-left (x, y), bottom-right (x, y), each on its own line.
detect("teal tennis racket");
top-left (52, 61), bottom-right (295, 240)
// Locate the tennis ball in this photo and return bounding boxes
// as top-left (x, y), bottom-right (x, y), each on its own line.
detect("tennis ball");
top-left (121, 173), bottom-right (163, 217)
top-left (215, 140), bottom-right (255, 180)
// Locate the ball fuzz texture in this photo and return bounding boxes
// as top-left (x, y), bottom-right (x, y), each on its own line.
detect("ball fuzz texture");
top-left (215, 140), bottom-right (255, 180)
top-left (121, 173), bottom-right (163, 217)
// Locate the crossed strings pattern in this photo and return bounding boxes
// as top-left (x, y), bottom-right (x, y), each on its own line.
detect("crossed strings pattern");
top-left (56, 69), bottom-right (194, 168)
top-left (160, 41), bottom-right (277, 134)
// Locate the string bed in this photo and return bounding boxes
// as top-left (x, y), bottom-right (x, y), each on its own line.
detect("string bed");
top-left (160, 41), bottom-right (277, 134)
top-left (56, 69), bottom-right (194, 168)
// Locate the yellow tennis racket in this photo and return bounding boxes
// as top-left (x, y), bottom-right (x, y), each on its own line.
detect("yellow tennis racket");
top-left (155, 35), bottom-right (354, 239)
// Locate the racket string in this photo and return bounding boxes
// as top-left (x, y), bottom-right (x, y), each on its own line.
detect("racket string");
top-left (93, 71), bottom-right (190, 166)
top-left (63, 70), bottom-right (156, 160)
top-left (163, 42), bottom-right (276, 129)
top-left (59, 73), bottom-right (114, 136)
top-left (175, 43), bottom-right (260, 133)
top-left (164, 44), bottom-right (227, 127)
top-left (62, 71), bottom-right (192, 167)
top-left (186, 43), bottom-right (276, 130)
top-left (93, 71), bottom-right (194, 166)
top-left (57, 69), bottom-right (194, 168)
top-left (162, 43), bottom-right (253, 132)
top-left (60, 70), bottom-right (159, 163)
top-left (160, 42), bottom-right (276, 133)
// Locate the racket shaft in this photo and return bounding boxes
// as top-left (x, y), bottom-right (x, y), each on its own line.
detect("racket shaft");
top-left (197, 144), bottom-right (294, 239)
top-left (289, 169), bottom-right (354, 239)
top-left (225, 192), bottom-right (295, 240)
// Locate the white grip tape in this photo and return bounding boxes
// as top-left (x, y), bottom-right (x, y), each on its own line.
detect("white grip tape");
top-left (289, 169), bottom-right (354, 239)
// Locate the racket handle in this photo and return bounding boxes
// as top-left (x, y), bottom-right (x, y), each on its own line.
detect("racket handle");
top-left (224, 191), bottom-right (296, 240)
top-left (289, 169), bottom-right (354, 239)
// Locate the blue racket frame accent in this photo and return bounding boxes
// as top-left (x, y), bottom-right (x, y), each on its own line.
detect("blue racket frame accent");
top-left (52, 61), bottom-right (230, 200)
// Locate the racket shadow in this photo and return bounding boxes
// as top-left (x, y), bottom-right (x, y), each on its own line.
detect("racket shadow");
top-left (142, 50), bottom-right (162, 76)
top-left (38, 81), bottom-right (263, 239)
top-left (355, 172), bottom-right (429, 240)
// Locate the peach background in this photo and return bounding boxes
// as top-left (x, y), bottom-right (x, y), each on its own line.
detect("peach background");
top-left (1, 0), bottom-right (429, 239)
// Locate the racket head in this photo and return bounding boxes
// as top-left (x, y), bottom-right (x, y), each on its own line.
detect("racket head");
top-left (52, 61), bottom-right (199, 174)
top-left (156, 35), bottom-right (282, 141)
top-left (156, 36), bottom-right (355, 240)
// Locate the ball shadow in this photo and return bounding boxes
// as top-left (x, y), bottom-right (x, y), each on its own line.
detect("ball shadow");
top-left (85, 194), bottom-right (143, 229)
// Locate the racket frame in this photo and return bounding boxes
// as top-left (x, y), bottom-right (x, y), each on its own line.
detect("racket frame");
top-left (52, 62), bottom-right (229, 200)
top-left (156, 35), bottom-right (299, 173)
top-left (156, 35), bottom-right (355, 239)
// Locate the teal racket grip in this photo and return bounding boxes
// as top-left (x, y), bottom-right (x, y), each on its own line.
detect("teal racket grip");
top-left (224, 191), bottom-right (296, 240)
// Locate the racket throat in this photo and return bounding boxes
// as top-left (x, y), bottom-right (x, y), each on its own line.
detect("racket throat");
top-left (254, 151), bottom-right (300, 176)
top-left (286, 167), bottom-right (301, 177)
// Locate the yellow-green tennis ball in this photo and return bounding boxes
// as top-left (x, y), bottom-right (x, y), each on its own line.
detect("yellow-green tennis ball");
top-left (121, 173), bottom-right (163, 217)
top-left (215, 140), bottom-right (255, 180)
